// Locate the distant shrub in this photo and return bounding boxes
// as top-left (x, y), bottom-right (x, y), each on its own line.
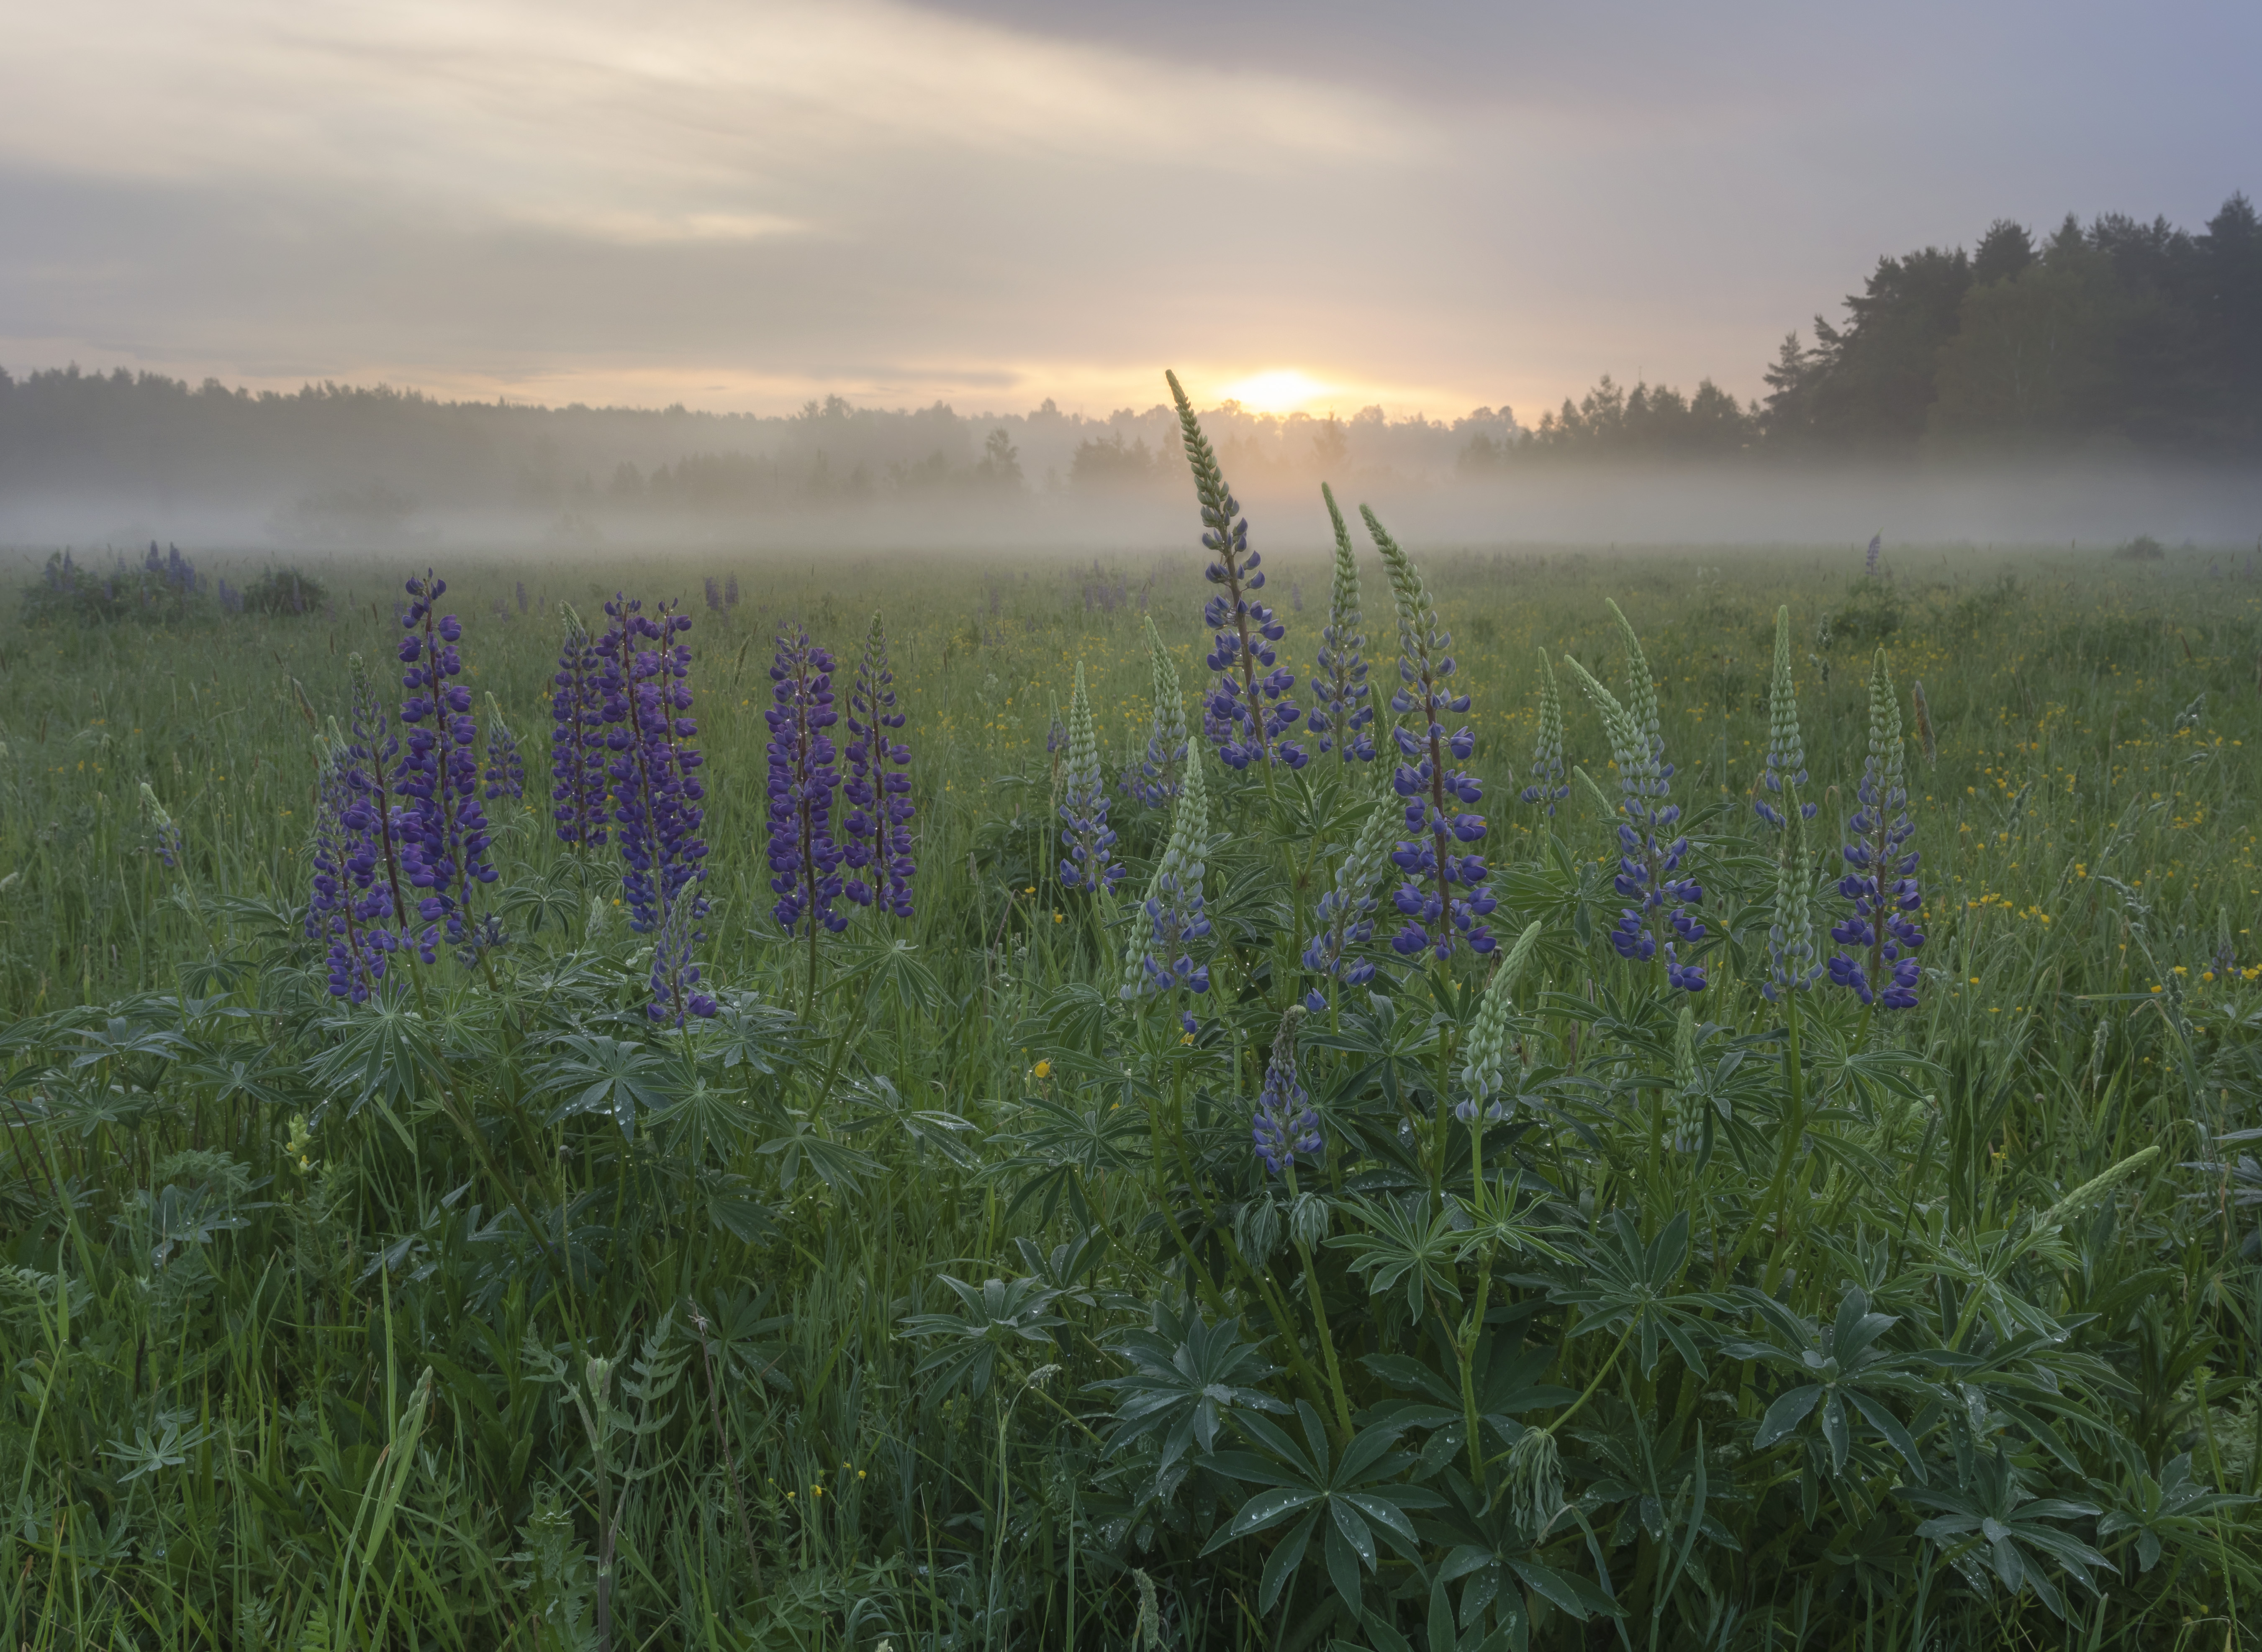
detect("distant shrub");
top-left (20, 544), bottom-right (203, 626)
top-left (239, 567), bottom-right (328, 616)
top-left (1826, 573), bottom-right (1903, 644)
top-left (2114, 533), bottom-right (2167, 561)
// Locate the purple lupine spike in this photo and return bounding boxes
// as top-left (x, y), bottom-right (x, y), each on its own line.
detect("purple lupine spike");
top-left (1166, 372), bottom-right (1306, 773)
top-left (516, 580), bottom-right (529, 615)
top-left (481, 694), bottom-right (525, 802)
top-left (704, 576), bottom-right (724, 613)
top-left (843, 613), bottom-right (918, 917)
top-left (396, 571), bottom-right (497, 949)
top-left (549, 606), bottom-right (610, 848)
top-left (341, 652), bottom-right (429, 959)
top-left (764, 624), bottom-right (847, 937)
top-left (308, 740), bottom-right (400, 1002)
top-left (1365, 510), bottom-right (1498, 962)
top-left (1251, 1012), bottom-right (1322, 1177)
top-left (595, 595), bottom-right (716, 1022)
top-left (1864, 533), bottom-right (1882, 576)
top-left (1828, 650), bottom-right (1924, 1011)
top-left (724, 573), bottom-right (739, 608)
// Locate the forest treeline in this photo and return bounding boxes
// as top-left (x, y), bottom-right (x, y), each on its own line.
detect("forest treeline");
top-left (1, 193), bottom-right (2254, 530)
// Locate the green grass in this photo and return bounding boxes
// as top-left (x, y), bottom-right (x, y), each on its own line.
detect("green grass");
top-left (1, 534), bottom-right (2259, 1650)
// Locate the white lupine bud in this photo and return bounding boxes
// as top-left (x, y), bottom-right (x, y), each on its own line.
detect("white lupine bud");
top-left (1460, 920), bottom-right (1543, 1105)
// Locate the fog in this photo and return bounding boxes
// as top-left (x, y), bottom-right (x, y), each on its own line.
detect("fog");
top-left (6, 459), bottom-right (2259, 573)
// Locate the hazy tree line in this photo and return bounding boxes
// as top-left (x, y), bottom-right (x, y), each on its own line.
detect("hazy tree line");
top-left (0, 191), bottom-right (2252, 532)
top-left (1466, 192), bottom-right (2262, 468)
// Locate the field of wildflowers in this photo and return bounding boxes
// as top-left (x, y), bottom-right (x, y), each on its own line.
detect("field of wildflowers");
top-left (3, 417), bottom-right (2261, 1649)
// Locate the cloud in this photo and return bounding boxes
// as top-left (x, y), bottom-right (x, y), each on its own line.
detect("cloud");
top-left (0, 0), bottom-right (2253, 421)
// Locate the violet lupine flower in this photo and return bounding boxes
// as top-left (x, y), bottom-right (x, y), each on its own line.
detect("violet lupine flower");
top-left (1167, 372), bottom-right (1305, 772)
top-left (481, 693), bottom-right (525, 802)
top-left (724, 574), bottom-right (739, 608)
top-left (1122, 749), bottom-right (1212, 999)
top-left (1865, 533), bottom-right (1882, 576)
top-left (306, 744), bottom-right (398, 1002)
top-left (340, 654), bottom-right (424, 954)
top-left (1124, 616), bottom-right (1189, 807)
top-left (1520, 652), bottom-right (1569, 815)
top-left (596, 597), bottom-right (710, 926)
top-left (1753, 606), bottom-right (1816, 831)
top-left (516, 580), bottom-right (529, 615)
top-left (1364, 508), bottom-right (1498, 961)
top-left (550, 607), bottom-right (609, 848)
top-left (765, 625), bottom-right (847, 937)
top-left (395, 572), bottom-right (497, 946)
top-left (1564, 603), bottom-right (1705, 992)
top-left (842, 612), bottom-right (917, 917)
top-left (139, 783), bottom-right (185, 870)
top-left (1252, 1012), bottom-right (1322, 1177)
top-left (704, 576), bottom-right (724, 613)
top-left (1307, 485), bottom-right (1376, 763)
top-left (1300, 793), bottom-right (1396, 1005)
top-left (1057, 662), bottom-right (1124, 893)
top-left (1827, 649), bottom-right (1924, 1011)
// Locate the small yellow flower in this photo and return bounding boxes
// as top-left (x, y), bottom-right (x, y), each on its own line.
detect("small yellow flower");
top-left (1032, 1059), bottom-right (1052, 1080)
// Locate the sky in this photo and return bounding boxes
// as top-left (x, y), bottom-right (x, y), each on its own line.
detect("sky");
top-left (0, 0), bottom-right (2253, 422)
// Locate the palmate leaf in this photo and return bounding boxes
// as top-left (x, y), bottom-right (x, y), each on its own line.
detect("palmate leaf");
top-left (1550, 1210), bottom-right (1723, 1377)
top-left (532, 1033), bottom-right (680, 1138)
top-left (899, 1274), bottom-right (1065, 1402)
top-left (1089, 1301), bottom-right (1287, 1472)
top-left (756, 1110), bottom-right (881, 1193)
top-left (1900, 1446), bottom-right (2111, 1620)
top-left (2096, 1453), bottom-right (2256, 1578)
top-left (1200, 1401), bottom-right (1441, 1615)
top-left (1724, 1285), bottom-right (1934, 1480)
top-left (990, 1091), bottom-right (1151, 1224)
top-left (306, 988), bottom-right (450, 1125)
top-left (1327, 1196), bottom-right (1466, 1320)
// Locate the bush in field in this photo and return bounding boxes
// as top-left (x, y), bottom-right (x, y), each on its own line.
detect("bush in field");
top-left (2114, 533), bottom-right (2168, 561)
top-left (238, 565), bottom-right (329, 615)
top-left (19, 541), bottom-right (202, 626)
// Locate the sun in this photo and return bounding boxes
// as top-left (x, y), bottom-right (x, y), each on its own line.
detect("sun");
top-left (1220, 369), bottom-right (1331, 416)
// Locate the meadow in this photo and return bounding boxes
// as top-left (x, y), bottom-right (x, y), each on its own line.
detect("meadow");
top-left (2, 438), bottom-right (2260, 1649)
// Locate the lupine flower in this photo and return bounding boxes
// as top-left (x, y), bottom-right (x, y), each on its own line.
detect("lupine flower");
top-left (1667, 1004), bottom-right (1704, 1151)
top-left (765, 624), bottom-right (847, 937)
top-left (396, 572), bottom-right (497, 946)
top-left (1166, 371), bottom-right (1305, 772)
top-left (1520, 650), bottom-right (1569, 814)
top-left (1251, 1010), bottom-right (1322, 1177)
top-left (1753, 606), bottom-right (1816, 831)
top-left (1301, 792), bottom-right (1399, 1004)
top-left (341, 655), bottom-right (422, 949)
top-left (704, 576), bottom-right (725, 613)
top-left (1122, 746), bottom-right (1212, 999)
top-left (1364, 508), bottom-right (1497, 961)
top-left (593, 596), bottom-right (716, 1021)
top-left (1458, 920), bottom-right (1543, 1118)
top-left (725, 574), bottom-right (739, 608)
top-left (842, 612), bottom-right (916, 917)
top-left (549, 605), bottom-right (610, 847)
top-left (1865, 532), bottom-right (1882, 576)
top-left (1307, 485), bottom-right (1375, 763)
top-left (1827, 649), bottom-right (1923, 1011)
top-left (1564, 602), bottom-right (1705, 991)
top-left (306, 740), bottom-right (398, 1002)
top-left (1057, 662), bottom-right (1124, 893)
top-left (1763, 805), bottom-right (1821, 1002)
top-left (138, 782), bottom-right (184, 870)
top-left (516, 580), bottom-right (529, 615)
top-left (1125, 615), bottom-right (1190, 806)
top-left (481, 693), bottom-right (525, 802)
